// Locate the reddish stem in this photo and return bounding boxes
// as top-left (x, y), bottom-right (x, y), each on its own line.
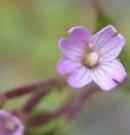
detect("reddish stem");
top-left (3, 77), bottom-right (65, 99)
top-left (22, 89), bottom-right (51, 114)
top-left (28, 84), bottom-right (99, 127)
top-left (90, 0), bottom-right (104, 16)
top-left (57, 85), bottom-right (99, 119)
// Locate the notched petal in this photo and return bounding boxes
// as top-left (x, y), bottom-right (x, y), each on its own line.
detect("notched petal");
top-left (91, 68), bottom-right (117, 91)
top-left (100, 60), bottom-right (127, 84)
top-left (91, 25), bottom-right (118, 51)
top-left (99, 34), bottom-right (125, 61)
top-left (68, 26), bottom-right (92, 42)
top-left (58, 37), bottom-right (83, 61)
top-left (57, 57), bottom-right (82, 75)
top-left (67, 67), bottom-right (92, 88)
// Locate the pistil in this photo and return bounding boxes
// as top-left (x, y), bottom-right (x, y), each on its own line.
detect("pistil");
top-left (82, 52), bottom-right (99, 68)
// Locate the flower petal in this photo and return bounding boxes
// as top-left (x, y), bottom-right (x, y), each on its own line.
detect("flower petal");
top-left (0, 110), bottom-right (25, 135)
top-left (59, 38), bottom-right (83, 61)
top-left (99, 34), bottom-right (125, 61)
top-left (91, 25), bottom-right (118, 51)
top-left (68, 26), bottom-right (92, 42)
top-left (67, 67), bottom-right (92, 88)
top-left (57, 57), bottom-right (82, 75)
top-left (91, 68), bottom-right (117, 91)
top-left (100, 59), bottom-right (127, 83)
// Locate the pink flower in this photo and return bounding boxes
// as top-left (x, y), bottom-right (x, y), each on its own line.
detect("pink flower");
top-left (0, 110), bottom-right (25, 135)
top-left (57, 25), bottom-right (127, 91)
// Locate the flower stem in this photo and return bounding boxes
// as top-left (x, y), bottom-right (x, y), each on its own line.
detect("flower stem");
top-left (90, 0), bottom-right (114, 31)
top-left (3, 76), bottom-right (65, 100)
top-left (28, 84), bottom-right (100, 127)
top-left (57, 85), bottom-right (99, 119)
top-left (22, 88), bottom-right (52, 114)
top-left (0, 94), bottom-right (7, 108)
top-left (90, 0), bottom-right (104, 16)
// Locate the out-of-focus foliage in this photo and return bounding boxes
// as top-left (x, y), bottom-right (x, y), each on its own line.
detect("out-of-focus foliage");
top-left (0, 0), bottom-right (130, 135)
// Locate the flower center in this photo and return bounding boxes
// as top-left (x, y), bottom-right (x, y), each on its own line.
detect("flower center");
top-left (0, 116), bottom-right (19, 134)
top-left (82, 52), bottom-right (99, 68)
top-left (4, 120), bottom-right (19, 133)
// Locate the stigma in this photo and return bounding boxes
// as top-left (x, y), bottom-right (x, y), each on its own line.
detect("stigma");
top-left (82, 52), bottom-right (99, 68)
top-left (5, 120), bottom-right (18, 133)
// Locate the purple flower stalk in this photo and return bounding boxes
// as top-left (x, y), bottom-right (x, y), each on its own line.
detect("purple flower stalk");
top-left (0, 110), bottom-right (24, 135)
top-left (57, 25), bottom-right (127, 91)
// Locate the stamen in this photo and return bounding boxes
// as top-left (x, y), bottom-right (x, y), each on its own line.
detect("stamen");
top-left (5, 120), bottom-right (18, 133)
top-left (82, 52), bottom-right (99, 68)
top-left (0, 117), bottom-right (19, 134)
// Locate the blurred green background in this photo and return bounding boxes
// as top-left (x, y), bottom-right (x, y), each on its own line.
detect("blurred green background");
top-left (0, 0), bottom-right (130, 135)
